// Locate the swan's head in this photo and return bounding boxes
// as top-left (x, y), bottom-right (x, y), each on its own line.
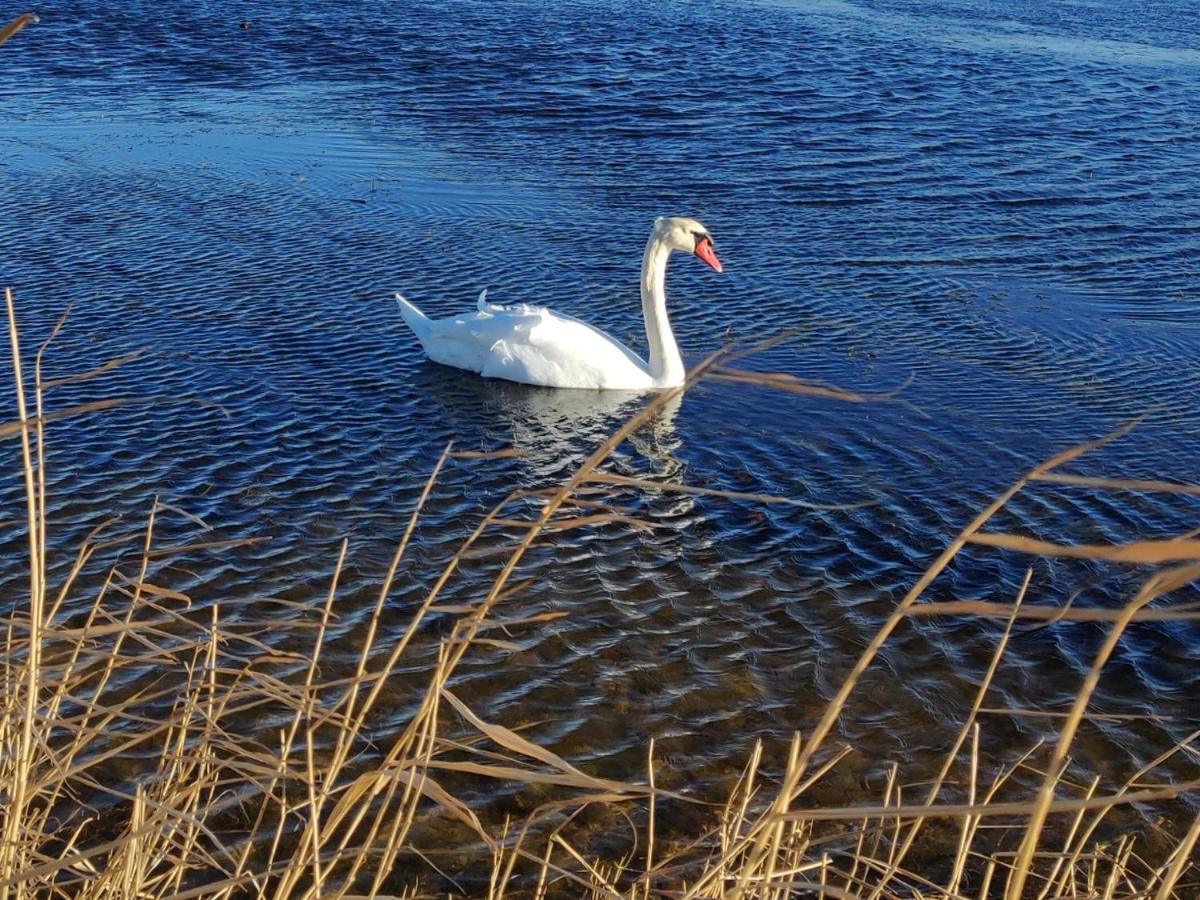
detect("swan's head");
top-left (653, 216), bottom-right (723, 273)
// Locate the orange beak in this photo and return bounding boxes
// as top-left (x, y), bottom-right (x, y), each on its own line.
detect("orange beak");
top-left (694, 238), bottom-right (723, 273)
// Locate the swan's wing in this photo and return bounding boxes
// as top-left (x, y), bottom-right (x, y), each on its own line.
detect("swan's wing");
top-left (482, 308), bottom-right (653, 389)
top-left (418, 303), bottom-right (651, 389)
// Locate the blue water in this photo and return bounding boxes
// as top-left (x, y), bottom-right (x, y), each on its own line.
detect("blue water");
top-left (2, 0), bottom-right (1198, 846)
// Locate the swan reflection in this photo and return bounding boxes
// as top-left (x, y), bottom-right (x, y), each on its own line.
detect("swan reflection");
top-left (417, 364), bottom-right (685, 481)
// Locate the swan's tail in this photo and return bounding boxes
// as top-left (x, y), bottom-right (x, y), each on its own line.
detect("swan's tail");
top-left (395, 293), bottom-right (430, 339)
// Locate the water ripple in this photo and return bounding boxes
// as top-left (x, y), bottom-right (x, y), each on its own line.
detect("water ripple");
top-left (0, 0), bottom-right (1197, 830)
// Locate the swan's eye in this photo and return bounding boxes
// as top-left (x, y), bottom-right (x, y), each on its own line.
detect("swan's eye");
top-left (693, 233), bottom-right (711, 249)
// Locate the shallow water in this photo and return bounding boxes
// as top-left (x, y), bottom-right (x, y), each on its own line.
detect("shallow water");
top-left (1, 0), bottom-right (1199, 858)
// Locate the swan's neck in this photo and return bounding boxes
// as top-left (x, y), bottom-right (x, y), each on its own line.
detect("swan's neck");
top-left (640, 234), bottom-right (685, 387)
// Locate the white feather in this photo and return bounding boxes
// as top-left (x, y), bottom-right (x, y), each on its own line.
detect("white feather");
top-left (394, 216), bottom-right (721, 391)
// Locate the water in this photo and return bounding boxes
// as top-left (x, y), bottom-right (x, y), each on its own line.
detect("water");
top-left (2, 0), bottom-right (1199, 860)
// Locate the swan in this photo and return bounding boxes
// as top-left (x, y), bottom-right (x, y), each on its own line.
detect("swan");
top-left (394, 216), bottom-right (722, 390)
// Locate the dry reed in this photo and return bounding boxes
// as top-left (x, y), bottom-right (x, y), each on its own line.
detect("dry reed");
top-left (0, 12), bottom-right (37, 49)
top-left (0, 287), bottom-right (1197, 898)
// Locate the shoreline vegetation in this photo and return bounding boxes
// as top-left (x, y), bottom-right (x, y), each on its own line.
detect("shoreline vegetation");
top-left (0, 287), bottom-right (1197, 898)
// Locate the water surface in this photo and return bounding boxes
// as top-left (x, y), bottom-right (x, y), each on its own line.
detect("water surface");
top-left (1, 0), bottom-right (1198, 863)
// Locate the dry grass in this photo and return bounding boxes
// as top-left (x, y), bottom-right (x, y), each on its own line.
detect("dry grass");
top-left (0, 286), bottom-right (1198, 898)
top-left (0, 12), bottom-right (37, 49)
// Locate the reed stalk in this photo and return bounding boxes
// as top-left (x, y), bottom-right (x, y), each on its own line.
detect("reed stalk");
top-left (0, 291), bottom-right (1195, 897)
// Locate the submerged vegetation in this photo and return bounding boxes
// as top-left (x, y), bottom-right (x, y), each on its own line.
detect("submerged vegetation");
top-left (0, 288), bottom-right (1197, 898)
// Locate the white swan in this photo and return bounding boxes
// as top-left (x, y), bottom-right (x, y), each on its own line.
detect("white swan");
top-left (395, 216), bottom-right (723, 390)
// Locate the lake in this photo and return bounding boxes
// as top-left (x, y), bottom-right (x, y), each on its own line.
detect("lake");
top-left (1, 0), bottom-right (1198, 872)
